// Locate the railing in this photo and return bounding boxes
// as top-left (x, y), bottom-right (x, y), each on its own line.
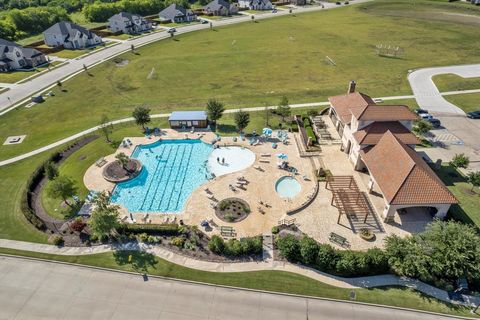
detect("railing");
top-left (286, 181), bottom-right (319, 215)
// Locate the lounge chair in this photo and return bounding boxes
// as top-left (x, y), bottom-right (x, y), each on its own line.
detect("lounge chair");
top-left (210, 202), bottom-right (217, 209)
top-left (95, 157), bottom-right (107, 167)
top-left (229, 184), bottom-right (237, 192)
top-left (254, 166), bottom-right (264, 171)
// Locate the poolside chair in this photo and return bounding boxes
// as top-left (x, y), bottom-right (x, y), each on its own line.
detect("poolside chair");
top-left (95, 157), bottom-right (107, 167)
top-left (254, 166), bottom-right (264, 171)
top-left (210, 202), bottom-right (217, 209)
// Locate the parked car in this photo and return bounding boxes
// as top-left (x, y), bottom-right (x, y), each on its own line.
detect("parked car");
top-left (427, 118), bottom-right (441, 128)
top-left (167, 28), bottom-right (176, 33)
top-left (336, 1), bottom-right (341, 4)
top-left (344, 1), bottom-right (349, 4)
top-left (414, 108), bottom-right (428, 115)
top-left (201, 20), bottom-right (209, 24)
top-left (466, 110), bottom-right (480, 119)
top-left (272, 9), bottom-right (277, 13)
top-left (419, 113), bottom-right (433, 120)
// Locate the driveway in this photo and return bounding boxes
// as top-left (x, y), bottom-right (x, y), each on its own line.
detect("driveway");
top-left (0, 255), bottom-right (460, 320)
top-left (408, 64), bottom-right (480, 115)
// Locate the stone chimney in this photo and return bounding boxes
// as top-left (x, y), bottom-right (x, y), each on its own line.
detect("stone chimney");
top-left (348, 80), bottom-right (356, 94)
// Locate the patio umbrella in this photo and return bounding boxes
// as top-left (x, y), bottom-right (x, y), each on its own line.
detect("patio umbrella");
top-left (276, 153), bottom-right (288, 160)
top-left (262, 128), bottom-right (273, 136)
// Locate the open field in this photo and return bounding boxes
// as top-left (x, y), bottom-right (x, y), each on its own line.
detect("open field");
top-left (444, 92), bottom-right (480, 113)
top-left (0, 248), bottom-right (475, 318)
top-left (433, 74), bottom-right (480, 92)
top-left (1, 0), bottom-right (480, 161)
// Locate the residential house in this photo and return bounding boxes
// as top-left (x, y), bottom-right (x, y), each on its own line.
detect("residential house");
top-left (203, 0), bottom-right (239, 16)
top-left (238, 0), bottom-right (273, 10)
top-left (290, 0), bottom-right (307, 5)
top-left (0, 39), bottom-right (47, 72)
top-left (328, 82), bottom-right (457, 221)
top-left (44, 21), bottom-right (102, 49)
top-left (169, 111), bottom-right (208, 129)
top-left (159, 4), bottom-right (197, 23)
top-left (108, 12), bottom-right (153, 34)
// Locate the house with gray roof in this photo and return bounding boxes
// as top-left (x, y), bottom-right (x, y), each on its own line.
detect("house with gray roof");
top-left (203, 0), bottom-right (239, 16)
top-left (43, 21), bottom-right (102, 50)
top-left (159, 4), bottom-right (197, 23)
top-left (108, 12), bottom-right (153, 35)
top-left (169, 111), bottom-right (208, 129)
top-left (238, 0), bottom-right (273, 10)
top-left (0, 39), bottom-right (47, 73)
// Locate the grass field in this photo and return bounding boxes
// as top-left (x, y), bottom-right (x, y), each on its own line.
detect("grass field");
top-left (1, 0), bottom-right (480, 161)
top-left (0, 248), bottom-right (475, 318)
top-left (444, 93), bottom-right (480, 113)
top-left (436, 165), bottom-right (480, 227)
top-left (0, 62), bottom-right (61, 84)
top-left (433, 74), bottom-right (480, 92)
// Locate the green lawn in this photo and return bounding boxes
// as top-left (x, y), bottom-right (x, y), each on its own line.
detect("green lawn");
top-left (433, 74), bottom-right (480, 93)
top-left (444, 93), bottom-right (480, 113)
top-left (436, 165), bottom-right (480, 227)
top-left (0, 62), bottom-right (62, 84)
top-left (0, 248), bottom-right (475, 318)
top-left (1, 0), bottom-right (480, 161)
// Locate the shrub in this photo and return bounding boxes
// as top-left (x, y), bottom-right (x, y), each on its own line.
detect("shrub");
top-left (364, 248), bottom-right (389, 274)
top-left (171, 237), bottom-right (185, 248)
top-left (302, 117), bottom-right (311, 127)
top-left (271, 226), bottom-right (280, 234)
top-left (451, 153), bottom-right (470, 169)
top-left (335, 251), bottom-right (360, 276)
top-left (240, 236), bottom-right (262, 255)
top-left (316, 243), bottom-right (338, 271)
top-left (225, 239), bottom-right (243, 256)
top-left (225, 214), bottom-right (235, 222)
top-left (52, 236), bottom-right (64, 246)
top-left (276, 234), bottom-right (300, 262)
top-left (69, 218), bottom-right (86, 232)
top-left (147, 235), bottom-right (158, 243)
top-left (208, 235), bottom-right (225, 254)
top-left (118, 223), bottom-right (179, 236)
top-left (138, 233), bottom-right (149, 242)
top-left (44, 161), bottom-right (59, 180)
top-left (299, 236), bottom-right (319, 265)
top-left (307, 110), bottom-right (319, 118)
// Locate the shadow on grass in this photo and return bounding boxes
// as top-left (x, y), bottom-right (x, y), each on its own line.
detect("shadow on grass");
top-left (216, 124), bottom-right (237, 134)
top-left (113, 250), bottom-right (158, 274)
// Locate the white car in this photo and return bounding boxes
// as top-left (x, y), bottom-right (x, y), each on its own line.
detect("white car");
top-left (419, 113), bottom-right (433, 120)
top-left (167, 28), bottom-right (176, 33)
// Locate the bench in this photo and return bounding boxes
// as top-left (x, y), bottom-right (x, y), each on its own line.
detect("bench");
top-left (220, 226), bottom-right (236, 238)
top-left (329, 232), bottom-right (349, 248)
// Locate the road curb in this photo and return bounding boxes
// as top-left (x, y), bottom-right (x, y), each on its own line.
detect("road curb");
top-left (0, 253), bottom-right (475, 320)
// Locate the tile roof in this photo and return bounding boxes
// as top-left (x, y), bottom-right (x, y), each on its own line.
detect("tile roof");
top-left (169, 111), bottom-right (207, 121)
top-left (354, 104), bottom-right (418, 122)
top-left (361, 131), bottom-right (457, 205)
top-left (328, 92), bottom-right (374, 124)
top-left (353, 121), bottom-right (420, 146)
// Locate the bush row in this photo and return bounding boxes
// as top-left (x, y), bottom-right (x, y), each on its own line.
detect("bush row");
top-left (208, 235), bottom-right (263, 257)
top-left (118, 223), bottom-right (179, 236)
top-left (276, 235), bottom-right (389, 277)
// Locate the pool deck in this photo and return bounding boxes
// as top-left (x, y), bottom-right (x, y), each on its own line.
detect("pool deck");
top-left (84, 127), bottom-right (429, 250)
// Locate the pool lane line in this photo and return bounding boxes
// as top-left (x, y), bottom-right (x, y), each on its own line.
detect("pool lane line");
top-left (154, 144), bottom-right (188, 212)
top-left (139, 144), bottom-right (172, 212)
top-left (166, 143), bottom-right (195, 211)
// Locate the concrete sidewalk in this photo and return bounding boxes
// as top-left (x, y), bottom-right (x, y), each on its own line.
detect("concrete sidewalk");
top-left (1, 238), bottom-right (479, 308)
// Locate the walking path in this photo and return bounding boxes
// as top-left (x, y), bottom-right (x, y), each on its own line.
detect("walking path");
top-left (0, 238), bottom-right (479, 308)
top-left (408, 64), bottom-right (480, 115)
top-left (0, 1), bottom-right (366, 115)
top-left (0, 88), bottom-right (477, 168)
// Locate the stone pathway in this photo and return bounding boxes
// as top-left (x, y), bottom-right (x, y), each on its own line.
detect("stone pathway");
top-left (0, 238), bottom-right (479, 308)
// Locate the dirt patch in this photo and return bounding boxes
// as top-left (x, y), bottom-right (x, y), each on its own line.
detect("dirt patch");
top-left (113, 58), bottom-right (129, 67)
top-left (461, 187), bottom-right (479, 196)
top-left (215, 197), bottom-right (251, 223)
top-left (102, 159), bottom-right (142, 182)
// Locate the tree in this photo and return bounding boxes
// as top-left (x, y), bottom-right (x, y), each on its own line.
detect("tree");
top-left (234, 110), bottom-right (250, 133)
top-left (385, 220), bottom-right (480, 282)
top-left (88, 191), bottom-right (120, 239)
top-left (412, 119), bottom-right (433, 137)
top-left (132, 106), bottom-right (151, 131)
top-left (467, 171), bottom-right (480, 192)
top-left (206, 99), bottom-right (225, 124)
top-left (99, 114), bottom-right (114, 142)
top-left (46, 176), bottom-right (77, 207)
top-left (44, 161), bottom-right (58, 180)
top-left (115, 152), bottom-right (130, 171)
top-left (277, 96), bottom-right (291, 122)
top-left (451, 153), bottom-right (470, 169)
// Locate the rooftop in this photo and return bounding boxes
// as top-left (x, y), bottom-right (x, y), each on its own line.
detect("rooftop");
top-left (353, 121), bottom-right (420, 146)
top-left (361, 131), bottom-right (458, 206)
top-left (169, 111), bottom-right (208, 121)
top-left (328, 92), bottom-right (375, 124)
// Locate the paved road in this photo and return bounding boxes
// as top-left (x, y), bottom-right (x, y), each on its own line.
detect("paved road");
top-left (0, 256), bottom-right (462, 320)
top-left (0, 1), bottom-right (359, 115)
top-left (408, 64), bottom-right (480, 115)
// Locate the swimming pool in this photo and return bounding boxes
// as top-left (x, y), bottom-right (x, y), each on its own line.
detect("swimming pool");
top-left (275, 176), bottom-right (301, 198)
top-left (111, 139), bottom-right (213, 213)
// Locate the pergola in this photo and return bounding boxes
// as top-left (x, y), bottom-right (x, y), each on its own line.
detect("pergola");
top-left (326, 176), bottom-right (371, 224)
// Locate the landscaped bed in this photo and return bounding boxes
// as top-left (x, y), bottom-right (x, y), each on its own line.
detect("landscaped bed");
top-left (215, 198), bottom-right (251, 223)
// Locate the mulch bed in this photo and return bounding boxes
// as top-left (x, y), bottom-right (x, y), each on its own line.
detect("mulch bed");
top-left (103, 159), bottom-right (142, 182)
top-left (215, 198), bottom-right (251, 223)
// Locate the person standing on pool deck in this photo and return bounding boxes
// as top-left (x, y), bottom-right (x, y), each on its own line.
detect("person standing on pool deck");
top-left (222, 158), bottom-right (225, 165)
top-left (217, 157), bottom-right (219, 162)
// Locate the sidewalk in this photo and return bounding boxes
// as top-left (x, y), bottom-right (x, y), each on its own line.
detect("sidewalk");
top-left (1, 238), bottom-right (478, 308)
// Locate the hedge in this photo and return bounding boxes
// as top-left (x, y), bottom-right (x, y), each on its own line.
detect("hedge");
top-left (118, 223), bottom-right (179, 236)
top-left (305, 126), bottom-right (317, 143)
top-left (208, 235), bottom-right (263, 257)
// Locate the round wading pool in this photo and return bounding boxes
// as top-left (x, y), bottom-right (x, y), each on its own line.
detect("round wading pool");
top-left (275, 176), bottom-right (301, 199)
